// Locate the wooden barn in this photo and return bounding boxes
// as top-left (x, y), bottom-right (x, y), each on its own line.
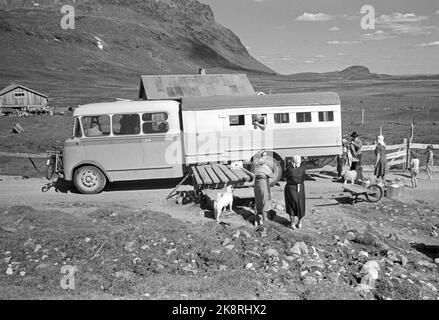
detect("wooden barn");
top-left (138, 72), bottom-right (256, 100)
top-left (0, 83), bottom-right (48, 115)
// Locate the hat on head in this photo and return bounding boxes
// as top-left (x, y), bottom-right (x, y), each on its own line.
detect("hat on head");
top-left (351, 131), bottom-right (359, 138)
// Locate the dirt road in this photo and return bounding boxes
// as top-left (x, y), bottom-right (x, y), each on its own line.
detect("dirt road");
top-left (1, 168), bottom-right (438, 300)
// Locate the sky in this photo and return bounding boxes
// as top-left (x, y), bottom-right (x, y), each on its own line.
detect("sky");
top-left (200, 0), bottom-right (439, 75)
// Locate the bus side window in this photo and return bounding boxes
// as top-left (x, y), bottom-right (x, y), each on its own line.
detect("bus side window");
top-left (112, 114), bottom-right (140, 135)
top-left (318, 111), bottom-right (334, 122)
top-left (81, 115), bottom-right (111, 137)
top-left (229, 115), bottom-right (245, 126)
top-left (296, 112), bottom-right (311, 123)
top-left (142, 112), bottom-right (169, 134)
top-left (74, 118), bottom-right (82, 138)
top-left (274, 113), bottom-right (289, 124)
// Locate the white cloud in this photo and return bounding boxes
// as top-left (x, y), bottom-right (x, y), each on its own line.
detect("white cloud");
top-left (328, 26), bottom-right (339, 31)
top-left (337, 52), bottom-right (345, 56)
top-left (376, 12), bottom-right (436, 36)
top-left (436, 10), bottom-right (439, 14)
top-left (253, 0), bottom-right (265, 2)
top-left (295, 13), bottom-right (333, 22)
top-left (327, 40), bottom-right (361, 45)
top-left (314, 54), bottom-right (325, 58)
top-left (304, 60), bottom-right (314, 64)
top-left (360, 30), bottom-right (396, 41)
top-left (275, 25), bottom-right (286, 30)
top-left (378, 13), bottom-right (428, 23)
top-left (420, 41), bottom-right (439, 47)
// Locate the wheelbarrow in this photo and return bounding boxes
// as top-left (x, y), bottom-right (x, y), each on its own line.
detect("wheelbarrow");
top-left (341, 183), bottom-right (384, 204)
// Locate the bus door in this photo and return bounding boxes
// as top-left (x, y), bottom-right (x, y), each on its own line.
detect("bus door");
top-left (141, 111), bottom-right (183, 179)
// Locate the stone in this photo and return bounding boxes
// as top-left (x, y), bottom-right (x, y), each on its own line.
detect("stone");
top-left (5, 267), bottom-right (13, 275)
top-left (166, 248), bottom-right (177, 255)
top-left (245, 263), bottom-right (254, 270)
top-left (281, 260), bottom-right (289, 270)
top-left (333, 235), bottom-right (340, 242)
top-left (20, 271), bottom-right (26, 277)
top-left (290, 242), bottom-right (309, 255)
top-left (386, 250), bottom-right (399, 262)
top-left (124, 241), bottom-right (136, 252)
top-left (84, 237), bottom-right (91, 243)
top-left (35, 263), bottom-right (48, 270)
top-left (302, 258), bottom-right (325, 270)
top-left (399, 254), bottom-right (408, 267)
top-left (359, 251), bottom-right (369, 258)
top-left (434, 258), bottom-right (439, 264)
top-left (224, 244), bottom-right (235, 250)
top-left (416, 260), bottom-right (437, 269)
top-left (241, 230), bottom-right (252, 238)
top-left (347, 231), bottom-right (356, 240)
top-left (264, 248), bottom-right (279, 257)
top-left (361, 261), bottom-right (380, 279)
top-left (431, 231), bottom-right (438, 238)
top-left (222, 238), bottom-right (232, 247)
top-left (303, 276), bottom-right (317, 285)
top-left (355, 283), bottom-right (373, 292)
top-left (34, 244), bottom-right (42, 253)
top-left (300, 270), bottom-right (309, 277)
top-left (338, 266), bottom-right (346, 273)
top-left (328, 272), bottom-right (340, 283)
top-left (233, 230), bottom-right (241, 239)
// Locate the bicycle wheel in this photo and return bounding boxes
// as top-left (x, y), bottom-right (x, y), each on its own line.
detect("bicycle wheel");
top-left (45, 156), bottom-right (55, 180)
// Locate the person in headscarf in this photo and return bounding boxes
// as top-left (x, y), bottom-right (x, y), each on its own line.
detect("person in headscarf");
top-left (253, 151), bottom-right (273, 227)
top-left (284, 155), bottom-right (306, 229)
top-left (374, 135), bottom-right (387, 182)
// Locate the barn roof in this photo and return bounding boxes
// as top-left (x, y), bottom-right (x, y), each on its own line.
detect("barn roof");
top-left (181, 92), bottom-right (340, 111)
top-left (0, 83), bottom-right (48, 98)
top-left (138, 74), bottom-right (256, 100)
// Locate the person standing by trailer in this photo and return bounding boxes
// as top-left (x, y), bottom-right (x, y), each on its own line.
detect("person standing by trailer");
top-left (253, 151), bottom-right (273, 229)
top-left (426, 145), bottom-right (434, 180)
top-left (284, 155), bottom-right (306, 230)
top-left (350, 131), bottom-right (363, 181)
top-left (374, 135), bottom-right (387, 183)
top-left (410, 152), bottom-right (420, 188)
top-left (252, 114), bottom-right (267, 130)
top-left (336, 134), bottom-right (349, 180)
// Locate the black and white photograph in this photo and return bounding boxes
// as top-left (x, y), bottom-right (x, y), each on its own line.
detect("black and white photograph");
top-left (0, 0), bottom-right (439, 305)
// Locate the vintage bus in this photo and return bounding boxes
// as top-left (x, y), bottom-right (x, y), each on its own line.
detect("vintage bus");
top-left (63, 92), bottom-right (342, 193)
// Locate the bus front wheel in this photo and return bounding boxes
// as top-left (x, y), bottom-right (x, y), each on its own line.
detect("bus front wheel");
top-left (74, 166), bottom-right (106, 194)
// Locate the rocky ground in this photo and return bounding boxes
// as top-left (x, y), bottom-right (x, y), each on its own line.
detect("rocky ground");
top-left (0, 168), bottom-right (438, 300)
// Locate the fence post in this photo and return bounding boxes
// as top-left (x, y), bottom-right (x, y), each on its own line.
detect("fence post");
top-left (404, 138), bottom-right (409, 170)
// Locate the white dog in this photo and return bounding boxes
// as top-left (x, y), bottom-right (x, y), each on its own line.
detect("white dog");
top-left (214, 185), bottom-right (234, 222)
top-left (342, 167), bottom-right (357, 185)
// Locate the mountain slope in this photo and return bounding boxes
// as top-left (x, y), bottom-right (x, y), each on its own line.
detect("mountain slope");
top-left (0, 0), bottom-right (274, 106)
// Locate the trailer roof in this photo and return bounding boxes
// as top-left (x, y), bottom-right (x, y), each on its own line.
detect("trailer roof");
top-left (139, 74), bottom-right (255, 100)
top-left (181, 92), bottom-right (340, 111)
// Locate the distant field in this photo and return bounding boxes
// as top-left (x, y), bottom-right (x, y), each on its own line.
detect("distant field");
top-left (0, 78), bottom-right (438, 176)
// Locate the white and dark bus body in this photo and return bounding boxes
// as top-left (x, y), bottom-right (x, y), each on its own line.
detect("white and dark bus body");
top-left (63, 92), bottom-right (342, 193)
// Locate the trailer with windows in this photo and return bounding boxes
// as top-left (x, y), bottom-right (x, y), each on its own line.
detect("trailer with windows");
top-left (61, 92), bottom-right (342, 194)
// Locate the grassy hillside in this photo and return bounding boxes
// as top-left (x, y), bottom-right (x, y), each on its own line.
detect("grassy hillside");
top-left (0, 0), bottom-right (274, 107)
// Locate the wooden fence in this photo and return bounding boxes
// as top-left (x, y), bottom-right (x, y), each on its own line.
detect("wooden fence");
top-left (362, 139), bottom-right (438, 169)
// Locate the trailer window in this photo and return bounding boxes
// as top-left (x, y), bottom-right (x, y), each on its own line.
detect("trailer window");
top-left (112, 114), bottom-right (140, 135)
top-left (274, 113), bottom-right (289, 124)
top-left (229, 115), bottom-right (245, 126)
top-left (296, 112), bottom-right (311, 123)
top-left (81, 115), bottom-right (110, 137)
top-left (318, 111), bottom-right (334, 122)
top-left (142, 112), bottom-right (169, 134)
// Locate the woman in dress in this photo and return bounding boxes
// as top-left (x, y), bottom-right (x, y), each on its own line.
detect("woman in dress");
top-left (374, 135), bottom-right (387, 183)
top-left (284, 155), bottom-right (306, 229)
top-left (253, 151), bottom-right (273, 227)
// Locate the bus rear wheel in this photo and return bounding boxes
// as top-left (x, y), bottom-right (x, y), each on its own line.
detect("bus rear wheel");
top-left (74, 166), bottom-right (106, 194)
top-left (263, 156), bottom-right (283, 187)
